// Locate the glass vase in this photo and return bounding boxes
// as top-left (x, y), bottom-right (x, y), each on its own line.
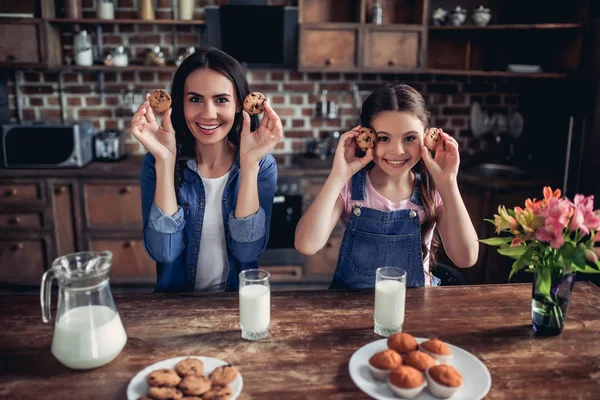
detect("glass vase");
top-left (531, 271), bottom-right (575, 336)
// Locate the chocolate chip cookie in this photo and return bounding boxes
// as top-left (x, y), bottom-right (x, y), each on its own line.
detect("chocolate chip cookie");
top-left (243, 92), bottom-right (266, 116)
top-left (424, 127), bottom-right (442, 151)
top-left (148, 386), bottom-right (183, 400)
top-left (147, 368), bottom-right (182, 387)
top-left (149, 89), bottom-right (172, 114)
top-left (355, 127), bottom-right (377, 152)
top-left (208, 365), bottom-right (239, 387)
top-left (175, 358), bottom-right (204, 377)
top-left (203, 385), bottom-right (233, 400)
top-left (178, 375), bottom-right (212, 396)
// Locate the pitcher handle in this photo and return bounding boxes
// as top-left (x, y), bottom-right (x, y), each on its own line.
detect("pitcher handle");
top-left (40, 269), bottom-right (55, 323)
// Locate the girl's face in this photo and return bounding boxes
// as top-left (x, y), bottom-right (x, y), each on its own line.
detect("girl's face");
top-left (183, 68), bottom-right (239, 146)
top-left (370, 111), bottom-right (425, 177)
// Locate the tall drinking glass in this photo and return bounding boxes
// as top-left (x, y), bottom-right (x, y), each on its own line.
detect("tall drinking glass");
top-left (374, 267), bottom-right (407, 337)
top-left (239, 269), bottom-right (270, 340)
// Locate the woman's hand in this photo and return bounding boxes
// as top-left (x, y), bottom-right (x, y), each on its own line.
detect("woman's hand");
top-left (130, 94), bottom-right (177, 164)
top-left (330, 126), bottom-right (373, 182)
top-left (239, 101), bottom-right (283, 168)
top-left (420, 130), bottom-right (460, 188)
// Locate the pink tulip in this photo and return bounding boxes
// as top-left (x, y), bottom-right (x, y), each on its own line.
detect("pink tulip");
top-left (534, 219), bottom-right (565, 249)
top-left (584, 248), bottom-right (599, 263)
top-left (569, 195), bottom-right (600, 235)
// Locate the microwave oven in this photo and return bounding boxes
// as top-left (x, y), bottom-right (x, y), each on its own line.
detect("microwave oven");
top-left (0, 122), bottom-right (95, 168)
top-left (205, 5), bottom-right (298, 68)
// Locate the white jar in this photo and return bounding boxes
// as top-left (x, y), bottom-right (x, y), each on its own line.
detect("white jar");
top-left (179, 0), bottom-right (195, 20)
top-left (97, 0), bottom-right (115, 20)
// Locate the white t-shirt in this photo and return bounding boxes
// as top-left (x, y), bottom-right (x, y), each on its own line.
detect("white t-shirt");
top-left (194, 171), bottom-right (230, 292)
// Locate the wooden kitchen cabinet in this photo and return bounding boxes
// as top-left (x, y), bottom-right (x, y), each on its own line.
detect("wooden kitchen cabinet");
top-left (0, 24), bottom-right (41, 64)
top-left (84, 182), bottom-right (143, 229)
top-left (364, 28), bottom-right (421, 69)
top-left (299, 26), bottom-right (359, 71)
top-left (89, 238), bottom-right (155, 284)
top-left (0, 237), bottom-right (48, 285)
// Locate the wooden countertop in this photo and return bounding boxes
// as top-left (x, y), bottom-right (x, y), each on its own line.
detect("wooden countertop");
top-left (0, 154), bottom-right (558, 190)
top-left (1, 283), bottom-right (599, 399)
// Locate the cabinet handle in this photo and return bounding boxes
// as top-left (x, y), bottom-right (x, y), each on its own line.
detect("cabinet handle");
top-left (388, 60), bottom-right (396, 66)
top-left (4, 188), bottom-right (17, 197)
top-left (123, 241), bottom-right (135, 248)
top-left (55, 186), bottom-right (67, 194)
top-left (8, 216), bottom-right (21, 225)
top-left (120, 186), bottom-right (132, 194)
top-left (10, 243), bottom-right (24, 251)
top-left (325, 58), bottom-right (334, 66)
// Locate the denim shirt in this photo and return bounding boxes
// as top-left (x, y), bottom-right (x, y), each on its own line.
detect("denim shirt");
top-left (140, 152), bottom-right (277, 292)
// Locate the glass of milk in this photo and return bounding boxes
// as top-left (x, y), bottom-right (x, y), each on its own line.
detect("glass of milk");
top-left (374, 267), bottom-right (407, 337)
top-left (239, 269), bottom-right (270, 340)
top-left (40, 251), bottom-right (127, 370)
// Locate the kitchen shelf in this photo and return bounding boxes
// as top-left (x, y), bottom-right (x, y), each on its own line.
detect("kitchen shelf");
top-left (69, 65), bottom-right (178, 72)
top-left (429, 23), bottom-right (583, 31)
top-left (46, 18), bottom-right (205, 25)
top-left (0, 17), bottom-right (44, 24)
top-left (423, 68), bottom-right (568, 78)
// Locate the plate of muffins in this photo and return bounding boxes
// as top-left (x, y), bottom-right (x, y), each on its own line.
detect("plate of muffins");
top-left (127, 355), bottom-right (243, 400)
top-left (349, 333), bottom-right (491, 399)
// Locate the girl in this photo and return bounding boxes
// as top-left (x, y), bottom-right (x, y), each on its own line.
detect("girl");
top-left (295, 84), bottom-right (478, 289)
top-left (131, 47), bottom-right (282, 292)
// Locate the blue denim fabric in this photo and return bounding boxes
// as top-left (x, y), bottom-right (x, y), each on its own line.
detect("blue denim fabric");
top-left (330, 169), bottom-right (427, 289)
top-left (140, 152), bottom-right (277, 292)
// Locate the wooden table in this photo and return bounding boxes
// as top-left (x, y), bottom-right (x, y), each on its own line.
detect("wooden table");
top-left (1, 283), bottom-right (599, 399)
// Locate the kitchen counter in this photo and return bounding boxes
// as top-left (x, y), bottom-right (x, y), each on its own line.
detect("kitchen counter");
top-left (0, 154), bottom-right (559, 189)
top-left (1, 283), bottom-right (599, 399)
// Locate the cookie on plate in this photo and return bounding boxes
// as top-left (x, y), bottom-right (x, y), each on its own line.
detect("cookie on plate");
top-left (149, 89), bottom-right (172, 114)
top-left (202, 385), bottom-right (233, 400)
top-left (424, 127), bottom-right (442, 151)
top-left (243, 92), bottom-right (266, 115)
top-left (175, 357), bottom-right (204, 377)
top-left (178, 375), bottom-right (212, 397)
top-left (148, 386), bottom-right (183, 400)
top-left (209, 365), bottom-right (239, 386)
top-left (355, 127), bottom-right (377, 152)
top-left (146, 368), bottom-right (182, 387)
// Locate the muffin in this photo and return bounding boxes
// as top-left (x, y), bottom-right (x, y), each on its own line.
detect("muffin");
top-left (368, 349), bottom-right (402, 381)
top-left (426, 365), bottom-right (463, 398)
top-left (419, 338), bottom-right (453, 364)
top-left (387, 365), bottom-right (427, 399)
top-left (387, 332), bottom-right (419, 354)
top-left (403, 351), bottom-right (436, 372)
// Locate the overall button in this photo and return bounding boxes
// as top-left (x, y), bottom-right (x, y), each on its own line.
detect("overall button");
top-left (409, 209), bottom-right (417, 219)
top-left (353, 206), bottom-right (361, 217)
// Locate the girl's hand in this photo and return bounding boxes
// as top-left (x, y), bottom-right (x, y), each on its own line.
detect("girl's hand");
top-left (331, 126), bottom-right (374, 182)
top-left (420, 130), bottom-right (460, 188)
top-left (130, 94), bottom-right (177, 164)
top-left (239, 101), bottom-right (283, 168)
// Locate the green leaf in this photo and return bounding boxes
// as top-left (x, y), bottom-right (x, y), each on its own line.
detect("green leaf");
top-left (498, 246), bottom-right (528, 260)
top-left (536, 267), bottom-right (552, 302)
top-left (509, 248), bottom-right (534, 281)
top-left (571, 261), bottom-right (600, 274)
top-left (480, 237), bottom-right (513, 246)
top-left (484, 219), bottom-right (496, 225)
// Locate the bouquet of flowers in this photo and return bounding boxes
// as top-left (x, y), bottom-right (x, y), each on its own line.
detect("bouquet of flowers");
top-left (481, 187), bottom-right (600, 334)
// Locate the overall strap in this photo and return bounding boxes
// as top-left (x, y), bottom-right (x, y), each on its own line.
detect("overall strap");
top-left (350, 168), bottom-right (367, 201)
top-left (410, 172), bottom-right (424, 207)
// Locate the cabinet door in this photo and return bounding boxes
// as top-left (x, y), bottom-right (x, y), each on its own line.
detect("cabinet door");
top-left (84, 182), bottom-right (142, 229)
top-left (90, 239), bottom-right (155, 284)
top-left (0, 238), bottom-right (47, 285)
top-left (364, 29), bottom-right (419, 69)
top-left (299, 27), bottom-right (358, 70)
top-left (0, 213), bottom-right (42, 229)
top-left (51, 182), bottom-right (76, 256)
top-left (0, 24), bottom-right (40, 64)
top-left (260, 265), bottom-right (304, 282)
top-left (304, 233), bottom-right (342, 279)
top-left (0, 182), bottom-right (43, 204)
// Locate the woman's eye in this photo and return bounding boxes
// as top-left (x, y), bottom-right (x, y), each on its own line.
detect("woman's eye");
top-left (377, 136), bottom-right (389, 142)
top-left (190, 96), bottom-right (202, 103)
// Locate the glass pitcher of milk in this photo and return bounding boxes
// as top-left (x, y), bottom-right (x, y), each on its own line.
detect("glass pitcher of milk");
top-left (40, 251), bottom-right (127, 370)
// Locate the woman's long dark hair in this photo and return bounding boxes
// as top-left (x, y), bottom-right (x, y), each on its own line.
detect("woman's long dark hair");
top-left (360, 84), bottom-right (441, 267)
top-left (170, 47), bottom-right (259, 200)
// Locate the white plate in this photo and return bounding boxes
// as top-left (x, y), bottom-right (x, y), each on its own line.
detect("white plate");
top-left (349, 338), bottom-right (491, 400)
top-left (127, 356), bottom-right (243, 400)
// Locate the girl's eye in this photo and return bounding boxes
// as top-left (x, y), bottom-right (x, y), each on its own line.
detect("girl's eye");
top-left (377, 136), bottom-right (389, 143)
top-left (216, 97), bottom-right (229, 104)
top-left (405, 136), bottom-right (416, 142)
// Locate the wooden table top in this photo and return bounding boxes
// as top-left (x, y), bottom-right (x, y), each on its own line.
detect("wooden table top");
top-left (1, 283), bottom-right (599, 399)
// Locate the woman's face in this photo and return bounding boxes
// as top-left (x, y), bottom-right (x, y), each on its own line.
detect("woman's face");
top-left (183, 68), bottom-right (239, 146)
top-left (370, 111), bottom-right (425, 177)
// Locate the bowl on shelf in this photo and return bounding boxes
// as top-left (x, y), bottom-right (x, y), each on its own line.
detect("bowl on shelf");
top-left (507, 64), bottom-right (543, 73)
top-left (472, 5), bottom-right (491, 26)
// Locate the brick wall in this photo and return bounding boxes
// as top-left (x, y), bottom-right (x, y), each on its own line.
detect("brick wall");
top-left (6, 69), bottom-right (523, 155)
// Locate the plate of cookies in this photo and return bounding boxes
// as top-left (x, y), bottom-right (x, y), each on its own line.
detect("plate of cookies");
top-left (348, 333), bottom-right (491, 399)
top-left (127, 356), bottom-right (243, 400)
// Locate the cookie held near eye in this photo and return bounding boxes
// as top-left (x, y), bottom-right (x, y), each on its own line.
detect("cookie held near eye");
top-left (149, 89), bottom-right (172, 114)
top-left (355, 127), bottom-right (377, 152)
top-left (243, 92), bottom-right (266, 116)
top-left (424, 127), bottom-right (442, 151)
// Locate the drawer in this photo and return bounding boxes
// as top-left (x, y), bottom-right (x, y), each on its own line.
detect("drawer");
top-left (260, 265), bottom-right (303, 282)
top-left (300, 28), bottom-right (358, 70)
top-left (0, 213), bottom-right (42, 229)
top-left (0, 183), bottom-right (42, 203)
top-left (304, 234), bottom-right (342, 278)
top-left (84, 183), bottom-right (142, 228)
top-left (0, 239), bottom-right (46, 285)
top-left (364, 30), bottom-right (419, 69)
top-left (90, 239), bottom-right (155, 283)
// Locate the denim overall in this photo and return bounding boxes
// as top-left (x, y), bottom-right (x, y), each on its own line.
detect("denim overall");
top-left (330, 169), bottom-right (427, 289)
